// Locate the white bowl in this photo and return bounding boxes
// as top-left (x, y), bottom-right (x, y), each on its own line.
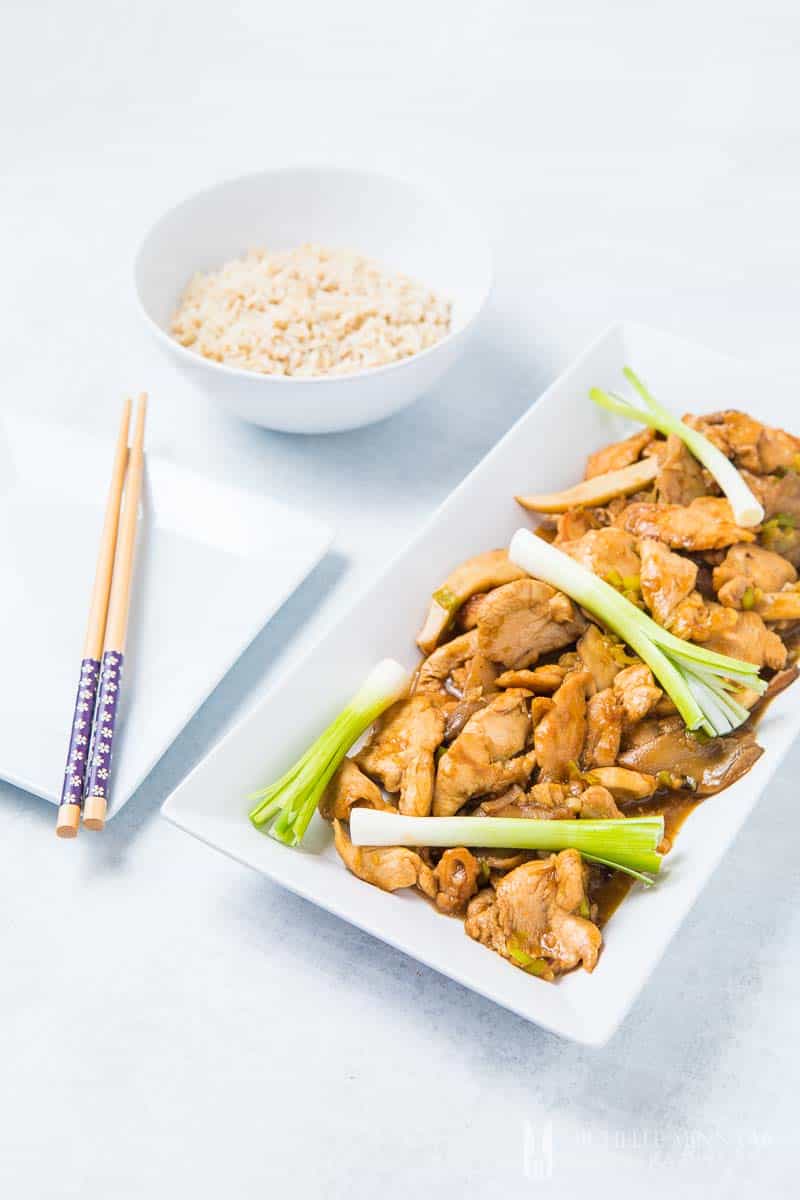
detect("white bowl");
top-left (134, 167), bottom-right (493, 434)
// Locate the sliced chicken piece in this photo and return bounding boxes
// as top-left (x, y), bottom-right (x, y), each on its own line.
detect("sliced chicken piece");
top-left (654, 434), bottom-right (707, 505)
top-left (713, 543), bottom-right (797, 602)
top-left (433, 689), bottom-right (536, 816)
top-left (699, 604), bottom-right (787, 669)
top-left (554, 509), bottom-right (600, 543)
top-left (479, 780), bottom-right (578, 820)
top-left (584, 688), bottom-right (623, 767)
top-left (744, 470), bottom-right (800, 525)
top-left (455, 592), bottom-right (491, 631)
top-left (472, 849), bottom-right (532, 874)
top-left (333, 819), bottom-right (436, 897)
top-left (355, 694), bottom-right (446, 816)
top-left (639, 538), bottom-right (710, 641)
top-left (433, 848), bottom-right (480, 915)
top-left (415, 629), bottom-right (478, 694)
top-left (577, 784), bottom-right (624, 819)
top-left (685, 410), bottom-right (800, 475)
top-left (464, 888), bottom-right (506, 952)
top-left (534, 670), bottom-right (591, 781)
top-left (640, 537), bottom-right (696, 617)
top-left (476, 579), bottom-right (585, 670)
top-left (577, 624), bottom-right (624, 692)
top-left (465, 850), bottom-right (602, 978)
top-left (319, 759), bottom-right (396, 821)
top-left (559, 527), bottom-right (641, 583)
top-left (753, 590), bottom-right (800, 621)
top-left (585, 428), bottom-right (655, 479)
top-left (530, 695), bottom-right (554, 727)
top-left (755, 516), bottom-right (800, 569)
top-left (527, 781), bottom-right (577, 810)
top-left (516, 456), bottom-right (657, 513)
top-left (620, 715), bottom-right (763, 795)
top-left (416, 550), bottom-right (527, 654)
top-left (613, 663), bottom-right (662, 726)
top-left (495, 663), bottom-right (567, 693)
top-left (588, 766), bottom-right (657, 801)
top-left (669, 592), bottom-right (711, 641)
top-left (616, 497), bottom-right (756, 551)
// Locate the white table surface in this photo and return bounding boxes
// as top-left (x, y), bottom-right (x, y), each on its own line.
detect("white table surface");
top-left (2, 3), bottom-right (798, 1196)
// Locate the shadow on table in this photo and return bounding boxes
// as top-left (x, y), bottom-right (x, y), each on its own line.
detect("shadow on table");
top-left (224, 313), bottom-right (558, 515)
top-left (226, 733), bottom-right (800, 1163)
top-left (2, 310), bottom-right (551, 856)
top-left (0, 549), bottom-right (348, 862)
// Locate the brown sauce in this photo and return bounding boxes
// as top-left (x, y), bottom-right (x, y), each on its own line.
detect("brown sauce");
top-left (589, 789), bottom-right (699, 926)
top-left (590, 666), bottom-right (797, 927)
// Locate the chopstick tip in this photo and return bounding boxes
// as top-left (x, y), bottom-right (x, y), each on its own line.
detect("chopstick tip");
top-left (83, 795), bottom-right (107, 831)
top-left (55, 803), bottom-right (81, 839)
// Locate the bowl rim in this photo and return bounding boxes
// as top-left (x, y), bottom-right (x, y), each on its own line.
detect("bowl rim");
top-left (132, 163), bottom-right (494, 389)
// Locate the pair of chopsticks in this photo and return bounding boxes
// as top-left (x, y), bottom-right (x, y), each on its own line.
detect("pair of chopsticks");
top-left (56, 395), bottom-right (147, 838)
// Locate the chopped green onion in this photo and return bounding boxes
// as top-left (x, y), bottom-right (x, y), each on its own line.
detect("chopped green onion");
top-left (741, 586), bottom-right (756, 611)
top-left (589, 366), bottom-right (764, 528)
top-left (763, 512), bottom-right (795, 532)
top-left (432, 584), bottom-right (460, 615)
top-left (509, 528), bottom-right (765, 737)
top-left (507, 937), bottom-right (551, 975)
top-left (349, 808), bottom-right (664, 879)
top-left (579, 853), bottom-right (657, 887)
top-left (249, 659), bottom-right (410, 846)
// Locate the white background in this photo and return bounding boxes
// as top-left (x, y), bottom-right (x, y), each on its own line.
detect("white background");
top-left (2, 2), bottom-right (799, 1196)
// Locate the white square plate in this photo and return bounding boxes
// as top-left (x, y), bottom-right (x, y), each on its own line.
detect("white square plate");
top-left (162, 323), bottom-right (800, 1044)
top-left (0, 413), bottom-right (331, 816)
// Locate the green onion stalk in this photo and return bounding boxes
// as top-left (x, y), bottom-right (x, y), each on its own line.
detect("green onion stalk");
top-left (350, 809), bottom-right (665, 885)
top-left (249, 659), bottom-right (409, 846)
top-left (590, 366), bottom-right (764, 528)
top-left (509, 528), bottom-right (765, 737)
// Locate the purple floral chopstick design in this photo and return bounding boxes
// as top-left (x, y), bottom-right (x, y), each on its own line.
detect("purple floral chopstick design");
top-left (59, 658), bottom-right (101, 808)
top-left (84, 651), bottom-right (125, 807)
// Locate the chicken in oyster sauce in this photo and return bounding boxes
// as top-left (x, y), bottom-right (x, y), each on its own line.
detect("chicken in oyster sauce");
top-left (319, 408), bottom-right (800, 981)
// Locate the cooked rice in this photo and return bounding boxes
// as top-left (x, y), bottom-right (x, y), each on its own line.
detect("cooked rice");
top-left (170, 243), bottom-right (452, 377)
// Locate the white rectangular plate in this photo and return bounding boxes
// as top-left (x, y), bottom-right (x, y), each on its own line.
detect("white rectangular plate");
top-left (0, 414), bottom-right (331, 816)
top-left (162, 323), bottom-right (800, 1044)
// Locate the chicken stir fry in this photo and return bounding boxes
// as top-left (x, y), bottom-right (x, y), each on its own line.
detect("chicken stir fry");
top-left (320, 406), bottom-right (800, 982)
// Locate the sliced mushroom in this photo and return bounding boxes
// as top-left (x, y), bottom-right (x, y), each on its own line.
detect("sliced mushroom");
top-left (444, 652), bottom-right (499, 740)
top-left (433, 848), bottom-right (480, 914)
top-left (416, 550), bottom-right (527, 654)
top-left (516, 456), bottom-right (657, 513)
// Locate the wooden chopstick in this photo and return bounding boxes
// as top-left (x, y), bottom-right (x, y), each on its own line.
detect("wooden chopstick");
top-left (83, 394), bottom-right (148, 831)
top-left (56, 398), bottom-right (132, 838)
